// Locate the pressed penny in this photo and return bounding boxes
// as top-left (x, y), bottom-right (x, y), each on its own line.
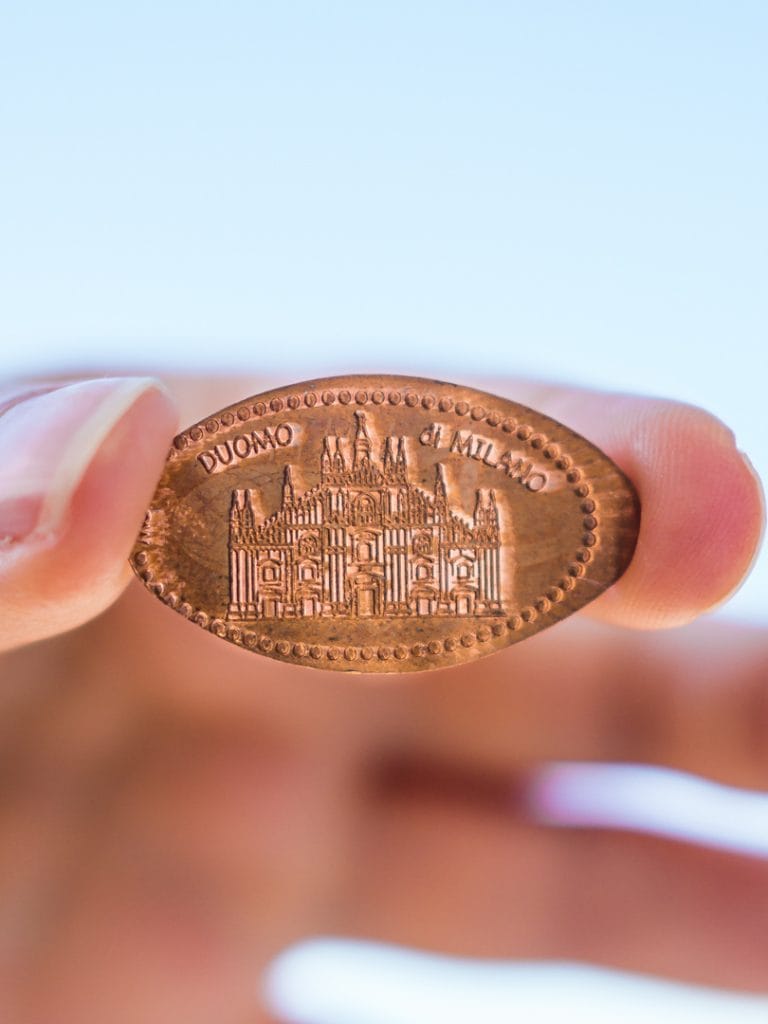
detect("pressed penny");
top-left (130, 374), bottom-right (640, 673)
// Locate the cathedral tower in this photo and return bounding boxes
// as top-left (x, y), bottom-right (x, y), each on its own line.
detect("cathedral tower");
top-left (282, 464), bottom-right (295, 508)
top-left (353, 410), bottom-right (372, 470)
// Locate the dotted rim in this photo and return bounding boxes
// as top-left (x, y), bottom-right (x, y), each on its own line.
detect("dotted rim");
top-left (149, 386), bottom-right (600, 664)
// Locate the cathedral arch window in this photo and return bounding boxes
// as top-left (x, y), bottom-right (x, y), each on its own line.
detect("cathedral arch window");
top-left (413, 532), bottom-right (433, 557)
top-left (298, 533), bottom-right (319, 558)
top-left (354, 494), bottom-right (376, 525)
top-left (355, 531), bottom-right (378, 562)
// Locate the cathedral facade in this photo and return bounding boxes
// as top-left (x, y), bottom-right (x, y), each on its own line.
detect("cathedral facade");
top-left (227, 411), bottom-right (505, 621)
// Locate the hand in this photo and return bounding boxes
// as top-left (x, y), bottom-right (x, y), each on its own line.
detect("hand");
top-left (0, 375), bottom-right (764, 1024)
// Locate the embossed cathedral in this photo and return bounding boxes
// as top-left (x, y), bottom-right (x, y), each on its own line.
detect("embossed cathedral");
top-left (227, 411), bottom-right (505, 621)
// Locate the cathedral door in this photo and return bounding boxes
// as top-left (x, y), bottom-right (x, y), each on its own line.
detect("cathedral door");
top-left (357, 587), bottom-right (375, 616)
top-left (263, 599), bottom-right (278, 618)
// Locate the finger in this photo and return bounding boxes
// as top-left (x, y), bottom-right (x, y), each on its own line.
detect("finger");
top-left (469, 375), bottom-right (765, 629)
top-left (0, 378), bottom-right (178, 653)
top-left (397, 616), bottom-right (768, 791)
top-left (349, 775), bottom-right (768, 992)
top-left (7, 716), bottom-right (350, 1024)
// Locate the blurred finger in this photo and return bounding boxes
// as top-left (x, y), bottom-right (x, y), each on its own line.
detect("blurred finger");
top-left (350, 771), bottom-right (768, 992)
top-left (396, 616), bottom-right (768, 790)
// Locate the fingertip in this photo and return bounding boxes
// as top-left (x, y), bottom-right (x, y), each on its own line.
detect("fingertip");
top-left (586, 399), bottom-right (765, 629)
top-left (0, 378), bottom-right (179, 650)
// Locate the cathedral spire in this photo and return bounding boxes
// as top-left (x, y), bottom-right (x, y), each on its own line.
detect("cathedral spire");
top-left (321, 436), bottom-right (334, 478)
top-left (333, 436), bottom-right (347, 473)
top-left (396, 436), bottom-right (407, 481)
top-left (434, 462), bottom-right (447, 500)
top-left (488, 488), bottom-right (498, 519)
top-left (282, 464), bottom-right (295, 507)
top-left (244, 488), bottom-right (259, 527)
top-left (473, 487), bottom-right (485, 523)
top-left (353, 410), bottom-right (372, 469)
top-left (382, 435), bottom-right (395, 478)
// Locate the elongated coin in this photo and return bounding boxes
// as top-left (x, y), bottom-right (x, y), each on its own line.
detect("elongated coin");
top-left (130, 375), bottom-right (640, 673)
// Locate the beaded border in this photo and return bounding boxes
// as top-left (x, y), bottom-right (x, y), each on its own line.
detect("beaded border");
top-left (138, 386), bottom-right (599, 664)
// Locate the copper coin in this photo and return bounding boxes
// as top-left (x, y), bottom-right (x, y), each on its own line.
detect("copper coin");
top-left (130, 374), bottom-right (640, 674)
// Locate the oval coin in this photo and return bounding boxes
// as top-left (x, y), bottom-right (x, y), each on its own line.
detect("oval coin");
top-left (129, 374), bottom-right (640, 673)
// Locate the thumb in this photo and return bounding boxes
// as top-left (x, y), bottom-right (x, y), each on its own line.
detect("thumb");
top-left (0, 377), bottom-right (178, 652)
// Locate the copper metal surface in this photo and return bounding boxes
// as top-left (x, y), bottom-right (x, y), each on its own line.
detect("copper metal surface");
top-left (129, 374), bottom-right (640, 673)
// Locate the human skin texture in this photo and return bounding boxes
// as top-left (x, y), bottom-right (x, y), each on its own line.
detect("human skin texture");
top-left (0, 374), bottom-right (764, 1024)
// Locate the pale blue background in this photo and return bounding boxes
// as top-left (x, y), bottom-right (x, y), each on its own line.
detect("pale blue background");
top-left (2, 3), bottom-right (767, 1020)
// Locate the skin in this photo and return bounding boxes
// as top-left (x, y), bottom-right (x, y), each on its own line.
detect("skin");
top-left (0, 374), bottom-right (765, 1024)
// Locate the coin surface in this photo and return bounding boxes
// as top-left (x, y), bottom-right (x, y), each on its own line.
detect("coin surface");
top-left (129, 374), bottom-right (640, 673)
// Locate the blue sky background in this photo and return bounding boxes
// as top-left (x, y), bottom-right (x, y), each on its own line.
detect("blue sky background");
top-left (2, 2), bottom-right (766, 375)
top-left (2, 4), bottom-right (767, 1020)
top-left (1, 1), bottom-right (765, 358)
